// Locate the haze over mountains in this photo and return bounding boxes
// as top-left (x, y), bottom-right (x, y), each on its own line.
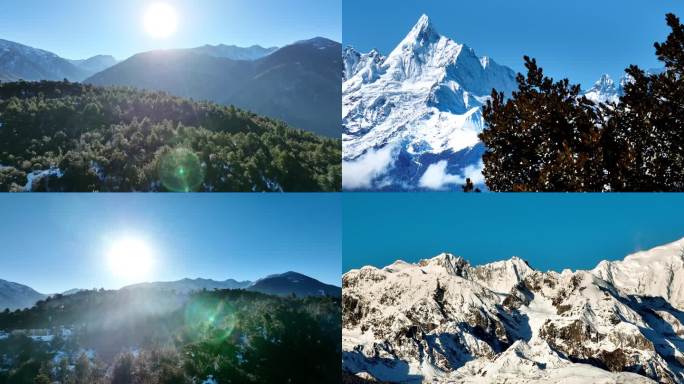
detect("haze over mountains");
top-left (343, 238), bottom-right (684, 383)
top-left (87, 37), bottom-right (341, 137)
top-left (0, 37), bottom-right (341, 137)
top-left (0, 271), bottom-right (340, 311)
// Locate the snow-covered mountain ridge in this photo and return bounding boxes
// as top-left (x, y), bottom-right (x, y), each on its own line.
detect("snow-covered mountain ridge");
top-left (343, 238), bottom-right (684, 383)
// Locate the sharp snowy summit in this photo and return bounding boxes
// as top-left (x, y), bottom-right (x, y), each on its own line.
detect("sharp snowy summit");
top-left (342, 15), bottom-right (517, 191)
top-left (583, 74), bottom-right (627, 104)
top-left (343, 239), bottom-right (684, 383)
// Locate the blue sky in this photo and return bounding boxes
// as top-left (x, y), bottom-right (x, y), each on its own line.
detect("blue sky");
top-left (0, 0), bottom-right (341, 60)
top-left (0, 194), bottom-right (341, 293)
top-left (344, 0), bottom-right (684, 88)
top-left (343, 194), bottom-right (684, 273)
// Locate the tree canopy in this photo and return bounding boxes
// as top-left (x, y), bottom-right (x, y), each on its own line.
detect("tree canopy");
top-left (480, 13), bottom-right (684, 192)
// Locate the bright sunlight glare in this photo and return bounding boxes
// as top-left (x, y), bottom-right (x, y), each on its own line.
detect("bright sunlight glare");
top-left (144, 2), bottom-right (178, 39)
top-left (106, 237), bottom-right (154, 282)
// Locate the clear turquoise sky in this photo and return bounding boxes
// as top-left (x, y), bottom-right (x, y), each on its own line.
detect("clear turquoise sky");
top-left (0, 194), bottom-right (341, 293)
top-left (0, 0), bottom-right (341, 60)
top-left (343, 194), bottom-right (684, 273)
top-left (344, 0), bottom-right (684, 88)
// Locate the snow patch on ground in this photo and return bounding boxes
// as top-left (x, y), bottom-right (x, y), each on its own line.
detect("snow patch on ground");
top-left (520, 293), bottom-right (557, 341)
top-left (24, 167), bottom-right (63, 191)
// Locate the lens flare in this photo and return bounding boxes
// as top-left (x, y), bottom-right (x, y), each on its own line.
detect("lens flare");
top-left (158, 148), bottom-right (204, 192)
top-left (184, 297), bottom-right (238, 342)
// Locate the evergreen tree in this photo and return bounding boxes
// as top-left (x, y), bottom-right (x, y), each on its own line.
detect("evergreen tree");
top-left (461, 178), bottom-right (481, 193)
top-left (57, 357), bottom-right (74, 384)
top-left (479, 56), bottom-right (605, 191)
top-left (32, 374), bottom-right (50, 384)
top-left (603, 13), bottom-right (684, 191)
top-left (74, 353), bottom-right (91, 384)
top-left (479, 13), bottom-right (684, 191)
top-left (111, 353), bottom-right (134, 384)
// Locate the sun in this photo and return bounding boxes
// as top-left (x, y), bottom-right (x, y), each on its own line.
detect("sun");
top-left (143, 2), bottom-right (178, 39)
top-left (106, 237), bottom-right (154, 281)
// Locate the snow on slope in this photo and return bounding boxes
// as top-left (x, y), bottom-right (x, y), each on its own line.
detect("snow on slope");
top-left (343, 240), bottom-right (684, 383)
top-left (0, 279), bottom-right (47, 311)
top-left (0, 39), bottom-right (88, 82)
top-left (593, 238), bottom-right (684, 311)
top-left (342, 15), bottom-right (517, 191)
top-left (455, 340), bottom-right (656, 383)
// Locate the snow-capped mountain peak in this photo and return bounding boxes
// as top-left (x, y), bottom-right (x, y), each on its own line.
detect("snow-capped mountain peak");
top-left (596, 73), bottom-right (616, 88)
top-left (584, 73), bottom-right (623, 104)
top-left (385, 14), bottom-right (464, 81)
top-left (418, 252), bottom-right (470, 276)
top-left (398, 14), bottom-right (439, 49)
top-left (342, 14), bottom-right (517, 191)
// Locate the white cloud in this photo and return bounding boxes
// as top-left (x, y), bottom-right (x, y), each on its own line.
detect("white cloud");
top-left (342, 145), bottom-right (396, 190)
top-left (418, 160), bottom-right (484, 190)
top-left (465, 161), bottom-right (485, 185)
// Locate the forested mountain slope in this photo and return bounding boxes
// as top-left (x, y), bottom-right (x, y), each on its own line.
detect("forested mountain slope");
top-left (87, 37), bottom-right (342, 138)
top-left (0, 81), bottom-right (341, 192)
top-left (0, 288), bottom-right (341, 384)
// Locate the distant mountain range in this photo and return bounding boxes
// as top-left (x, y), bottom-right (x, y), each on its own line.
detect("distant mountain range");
top-left (583, 68), bottom-right (665, 105)
top-left (68, 55), bottom-right (118, 75)
top-left (343, 239), bottom-right (684, 383)
top-left (0, 39), bottom-right (96, 82)
top-left (0, 37), bottom-right (341, 137)
top-left (0, 271), bottom-right (340, 311)
top-left (87, 37), bottom-right (341, 137)
top-left (123, 278), bottom-right (252, 293)
top-left (189, 44), bottom-right (278, 60)
top-left (0, 39), bottom-right (277, 83)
